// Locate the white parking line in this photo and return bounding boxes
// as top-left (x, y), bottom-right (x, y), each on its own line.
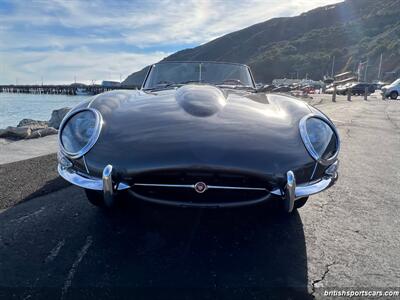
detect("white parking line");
top-left (61, 236), bottom-right (93, 300)
top-left (10, 207), bottom-right (45, 223)
top-left (45, 239), bottom-right (65, 264)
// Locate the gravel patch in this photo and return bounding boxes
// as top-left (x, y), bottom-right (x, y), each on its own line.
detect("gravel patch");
top-left (0, 153), bottom-right (70, 209)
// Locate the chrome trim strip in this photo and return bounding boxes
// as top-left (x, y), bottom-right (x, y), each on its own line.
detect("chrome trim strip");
top-left (58, 165), bottom-right (130, 191)
top-left (309, 161), bottom-right (318, 181)
top-left (134, 183), bottom-right (194, 189)
top-left (207, 185), bottom-right (266, 191)
top-left (82, 156), bottom-right (90, 174)
top-left (299, 114), bottom-right (340, 166)
top-left (133, 183), bottom-right (267, 191)
top-left (58, 108), bottom-right (103, 159)
top-left (102, 165), bottom-right (114, 207)
top-left (141, 64), bottom-right (154, 90)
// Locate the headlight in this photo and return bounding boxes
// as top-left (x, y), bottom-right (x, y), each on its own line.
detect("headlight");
top-left (59, 108), bottom-right (103, 159)
top-left (299, 115), bottom-right (339, 165)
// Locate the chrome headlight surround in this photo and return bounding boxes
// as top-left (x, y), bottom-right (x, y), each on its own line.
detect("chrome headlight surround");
top-left (58, 108), bottom-right (103, 159)
top-left (299, 114), bottom-right (340, 166)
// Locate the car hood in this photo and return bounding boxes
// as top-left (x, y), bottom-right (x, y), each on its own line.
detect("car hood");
top-left (77, 85), bottom-right (316, 183)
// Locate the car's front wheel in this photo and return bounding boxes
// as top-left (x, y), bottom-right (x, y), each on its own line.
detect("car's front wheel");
top-left (279, 196), bottom-right (309, 214)
top-left (85, 189), bottom-right (108, 207)
top-left (84, 189), bottom-right (129, 208)
top-left (389, 91), bottom-right (398, 100)
top-left (294, 197), bottom-right (309, 209)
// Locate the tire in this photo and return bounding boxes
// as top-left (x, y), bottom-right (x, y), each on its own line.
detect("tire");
top-left (85, 189), bottom-right (107, 207)
top-left (84, 189), bottom-right (129, 208)
top-left (278, 196), bottom-right (309, 214)
top-left (389, 91), bottom-right (398, 100)
top-left (293, 197), bottom-right (309, 209)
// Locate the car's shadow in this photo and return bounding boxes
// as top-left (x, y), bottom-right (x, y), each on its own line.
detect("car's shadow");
top-left (78, 200), bottom-right (311, 299)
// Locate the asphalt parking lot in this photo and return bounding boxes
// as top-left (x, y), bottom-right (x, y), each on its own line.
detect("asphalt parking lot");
top-left (0, 95), bottom-right (399, 299)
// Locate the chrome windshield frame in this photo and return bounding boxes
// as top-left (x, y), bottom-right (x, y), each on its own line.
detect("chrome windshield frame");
top-left (141, 61), bottom-right (256, 90)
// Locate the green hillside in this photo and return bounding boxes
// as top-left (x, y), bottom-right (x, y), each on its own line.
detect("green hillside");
top-left (123, 0), bottom-right (400, 86)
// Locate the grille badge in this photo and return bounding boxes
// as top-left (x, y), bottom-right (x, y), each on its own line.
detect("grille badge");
top-left (194, 182), bottom-right (207, 193)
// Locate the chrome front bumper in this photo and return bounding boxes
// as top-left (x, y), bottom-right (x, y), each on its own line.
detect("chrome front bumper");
top-left (57, 165), bottom-right (130, 191)
top-left (58, 160), bottom-right (339, 207)
top-left (270, 171), bottom-right (338, 198)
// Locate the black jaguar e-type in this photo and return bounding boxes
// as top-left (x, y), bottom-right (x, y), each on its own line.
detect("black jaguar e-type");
top-left (58, 61), bottom-right (339, 213)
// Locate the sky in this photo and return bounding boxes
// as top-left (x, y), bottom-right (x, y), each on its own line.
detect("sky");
top-left (0, 0), bottom-right (340, 85)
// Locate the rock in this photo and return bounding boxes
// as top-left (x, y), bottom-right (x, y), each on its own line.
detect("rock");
top-left (0, 107), bottom-right (70, 140)
top-left (17, 119), bottom-right (49, 132)
top-left (17, 119), bottom-right (48, 128)
top-left (48, 107), bottom-right (71, 129)
top-left (28, 127), bottom-right (58, 139)
top-left (0, 126), bottom-right (32, 139)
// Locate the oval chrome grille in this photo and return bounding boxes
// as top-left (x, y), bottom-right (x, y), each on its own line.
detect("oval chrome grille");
top-left (131, 170), bottom-right (271, 205)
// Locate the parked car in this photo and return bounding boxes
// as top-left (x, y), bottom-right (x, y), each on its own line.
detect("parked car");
top-left (382, 78), bottom-right (400, 99)
top-left (57, 61), bottom-right (340, 214)
top-left (372, 81), bottom-right (385, 90)
top-left (325, 84), bottom-right (335, 94)
top-left (336, 83), bottom-right (352, 95)
top-left (347, 82), bottom-right (375, 95)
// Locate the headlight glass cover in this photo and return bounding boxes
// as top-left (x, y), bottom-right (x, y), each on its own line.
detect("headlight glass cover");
top-left (300, 115), bottom-right (339, 164)
top-left (59, 108), bottom-right (102, 158)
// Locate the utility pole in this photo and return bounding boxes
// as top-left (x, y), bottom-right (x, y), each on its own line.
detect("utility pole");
top-left (364, 58), bottom-right (369, 82)
top-left (74, 76), bottom-right (76, 84)
top-left (41, 76), bottom-right (43, 86)
top-left (331, 56), bottom-right (335, 77)
top-left (119, 73), bottom-right (122, 84)
top-left (378, 53), bottom-right (383, 81)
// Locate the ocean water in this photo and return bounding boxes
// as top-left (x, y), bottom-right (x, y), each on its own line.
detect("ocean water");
top-left (0, 93), bottom-right (90, 128)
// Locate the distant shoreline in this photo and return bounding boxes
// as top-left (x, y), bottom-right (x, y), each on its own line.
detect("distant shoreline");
top-left (0, 84), bottom-right (138, 96)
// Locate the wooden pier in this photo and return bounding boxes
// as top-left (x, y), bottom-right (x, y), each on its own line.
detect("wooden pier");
top-left (0, 85), bottom-right (139, 96)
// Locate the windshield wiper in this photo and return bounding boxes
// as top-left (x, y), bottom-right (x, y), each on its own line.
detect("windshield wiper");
top-left (217, 79), bottom-right (245, 86)
top-left (178, 80), bottom-right (201, 85)
top-left (216, 79), bottom-right (255, 91)
top-left (155, 80), bottom-right (201, 89)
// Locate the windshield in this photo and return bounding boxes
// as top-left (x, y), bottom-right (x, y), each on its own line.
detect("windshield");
top-left (143, 62), bottom-right (255, 90)
top-left (391, 78), bottom-right (400, 86)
